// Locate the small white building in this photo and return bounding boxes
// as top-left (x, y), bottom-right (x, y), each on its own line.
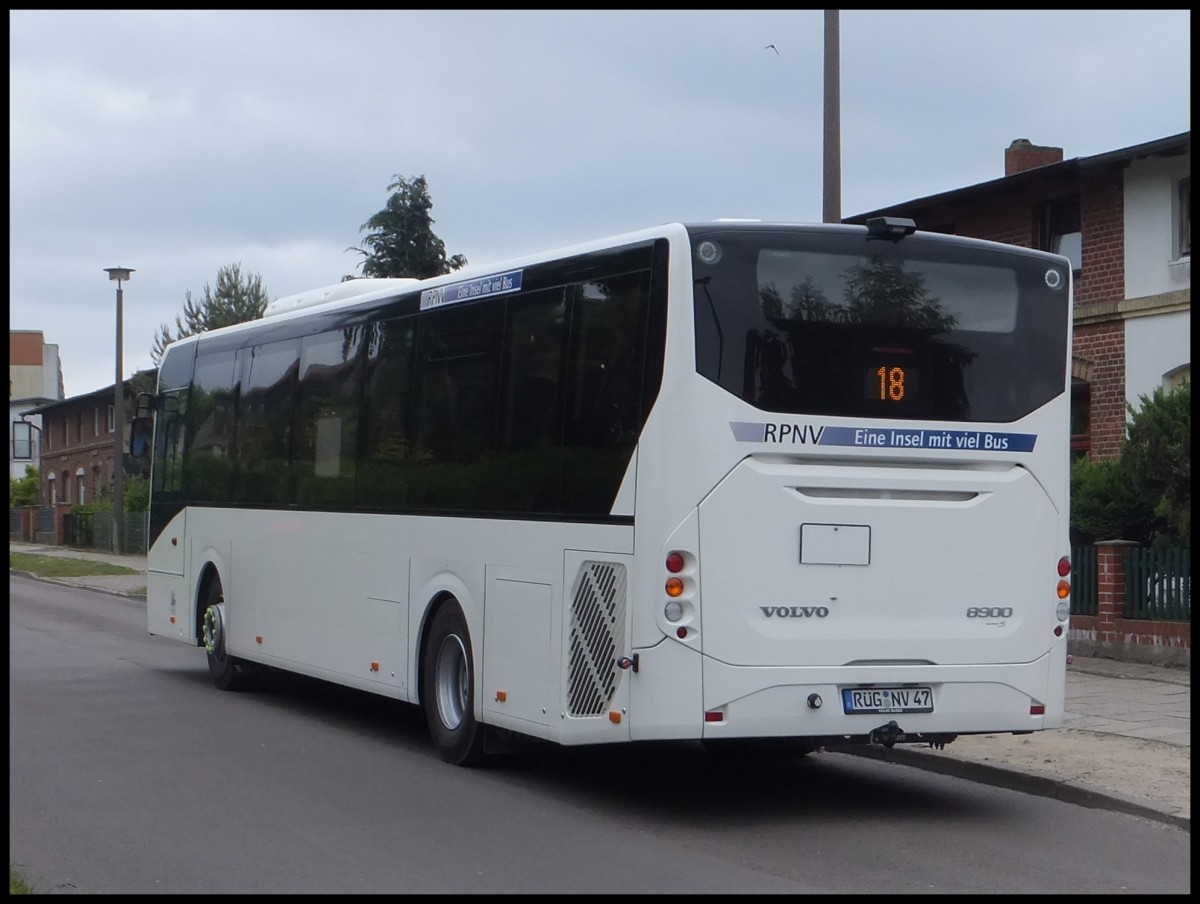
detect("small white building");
top-left (9, 330), bottom-right (65, 486)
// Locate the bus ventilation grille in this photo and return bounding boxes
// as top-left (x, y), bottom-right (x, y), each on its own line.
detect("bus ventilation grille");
top-left (567, 561), bottom-right (628, 717)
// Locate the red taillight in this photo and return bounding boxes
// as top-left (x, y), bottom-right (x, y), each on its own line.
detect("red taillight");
top-left (1057, 556), bottom-right (1071, 577)
top-left (666, 552), bottom-right (685, 573)
top-left (1030, 704), bottom-right (1046, 716)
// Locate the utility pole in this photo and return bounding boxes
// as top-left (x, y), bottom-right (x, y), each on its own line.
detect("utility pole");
top-left (823, 9), bottom-right (841, 224)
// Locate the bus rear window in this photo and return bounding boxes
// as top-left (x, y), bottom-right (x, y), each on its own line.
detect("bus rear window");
top-left (692, 228), bottom-right (1070, 423)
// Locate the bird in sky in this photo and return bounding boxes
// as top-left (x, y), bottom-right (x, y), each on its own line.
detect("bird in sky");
top-left (764, 44), bottom-right (778, 54)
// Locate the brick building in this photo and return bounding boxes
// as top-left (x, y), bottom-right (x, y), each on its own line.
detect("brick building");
top-left (22, 369), bottom-right (156, 510)
top-left (844, 131), bottom-right (1191, 461)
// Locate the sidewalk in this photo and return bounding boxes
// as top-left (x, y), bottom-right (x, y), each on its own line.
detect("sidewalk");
top-left (9, 540), bottom-right (1191, 830)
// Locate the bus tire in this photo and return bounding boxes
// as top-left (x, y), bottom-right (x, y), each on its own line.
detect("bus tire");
top-left (201, 576), bottom-right (260, 693)
top-left (422, 600), bottom-right (486, 766)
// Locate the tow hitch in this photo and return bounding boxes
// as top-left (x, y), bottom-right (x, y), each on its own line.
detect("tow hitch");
top-left (869, 720), bottom-right (906, 749)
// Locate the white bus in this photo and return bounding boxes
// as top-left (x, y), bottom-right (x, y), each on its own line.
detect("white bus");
top-left (137, 218), bottom-right (1074, 765)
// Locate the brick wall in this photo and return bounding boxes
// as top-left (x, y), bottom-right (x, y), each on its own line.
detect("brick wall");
top-left (40, 401), bottom-right (117, 506)
top-left (1075, 170), bottom-right (1124, 305)
top-left (1071, 321), bottom-right (1126, 460)
top-left (1069, 542), bottom-right (1190, 668)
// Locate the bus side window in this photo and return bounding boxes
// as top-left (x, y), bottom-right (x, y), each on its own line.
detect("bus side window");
top-left (561, 271), bottom-right (650, 513)
top-left (185, 349), bottom-right (238, 503)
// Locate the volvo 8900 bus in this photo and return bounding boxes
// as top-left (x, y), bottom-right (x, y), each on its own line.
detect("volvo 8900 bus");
top-left (138, 218), bottom-right (1074, 765)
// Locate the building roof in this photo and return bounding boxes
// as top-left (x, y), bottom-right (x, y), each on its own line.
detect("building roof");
top-left (19, 369), bottom-right (158, 417)
top-left (846, 131), bottom-right (1190, 222)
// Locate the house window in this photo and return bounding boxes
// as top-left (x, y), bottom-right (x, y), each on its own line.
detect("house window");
top-left (1177, 176), bottom-right (1191, 260)
top-left (94, 407), bottom-right (100, 436)
top-left (1041, 197), bottom-right (1082, 273)
top-left (48, 473), bottom-right (57, 505)
top-left (107, 405), bottom-right (116, 433)
top-left (1070, 379), bottom-right (1091, 461)
top-left (76, 467), bottom-right (86, 505)
top-left (12, 421), bottom-right (33, 459)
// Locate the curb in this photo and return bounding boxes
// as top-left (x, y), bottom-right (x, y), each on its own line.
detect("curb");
top-left (829, 744), bottom-right (1190, 832)
top-left (9, 568), bottom-right (147, 601)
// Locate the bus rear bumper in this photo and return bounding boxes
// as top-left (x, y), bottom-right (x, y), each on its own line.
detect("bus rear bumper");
top-left (699, 654), bottom-right (1066, 742)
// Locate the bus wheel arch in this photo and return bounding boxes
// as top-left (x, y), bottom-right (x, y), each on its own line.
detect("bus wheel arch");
top-left (197, 562), bottom-right (260, 693)
top-left (419, 595), bottom-right (486, 766)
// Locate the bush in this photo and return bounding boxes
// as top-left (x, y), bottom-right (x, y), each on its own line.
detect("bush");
top-left (1070, 455), bottom-right (1151, 545)
top-left (1123, 382), bottom-right (1189, 548)
top-left (9, 465), bottom-right (40, 507)
top-left (1071, 381), bottom-right (1190, 548)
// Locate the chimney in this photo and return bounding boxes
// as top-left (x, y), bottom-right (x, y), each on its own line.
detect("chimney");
top-left (1005, 139), bottom-right (1064, 176)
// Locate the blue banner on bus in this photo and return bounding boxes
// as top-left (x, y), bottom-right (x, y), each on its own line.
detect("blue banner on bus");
top-left (420, 269), bottom-right (524, 310)
top-left (730, 421), bottom-right (1037, 452)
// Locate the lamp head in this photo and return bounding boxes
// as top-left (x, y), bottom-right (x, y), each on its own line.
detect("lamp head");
top-left (104, 267), bottom-right (135, 282)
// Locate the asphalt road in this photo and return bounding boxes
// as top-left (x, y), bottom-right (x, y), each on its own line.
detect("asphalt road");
top-left (9, 575), bottom-right (1191, 894)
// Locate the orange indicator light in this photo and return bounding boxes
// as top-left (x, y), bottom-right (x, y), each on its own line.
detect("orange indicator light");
top-left (1057, 581), bottom-right (1070, 599)
top-left (609, 711), bottom-right (622, 724)
top-left (495, 690), bottom-right (507, 702)
top-left (665, 577), bottom-right (684, 597)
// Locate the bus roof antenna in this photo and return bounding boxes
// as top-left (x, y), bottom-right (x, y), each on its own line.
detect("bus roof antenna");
top-left (866, 217), bottom-right (917, 241)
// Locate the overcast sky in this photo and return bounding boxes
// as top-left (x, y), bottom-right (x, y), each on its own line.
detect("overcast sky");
top-left (9, 9), bottom-right (1191, 398)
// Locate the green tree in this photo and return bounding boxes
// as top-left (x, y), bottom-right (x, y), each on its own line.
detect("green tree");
top-left (124, 474), bottom-right (150, 513)
top-left (1070, 381), bottom-right (1190, 548)
top-left (1070, 455), bottom-right (1150, 545)
top-left (350, 174), bottom-right (467, 279)
top-left (151, 262), bottom-right (270, 365)
top-left (1123, 382), bottom-right (1190, 547)
top-left (9, 465), bottom-right (40, 506)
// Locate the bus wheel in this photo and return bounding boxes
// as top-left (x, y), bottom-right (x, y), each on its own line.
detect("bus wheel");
top-left (422, 601), bottom-right (486, 766)
top-left (201, 577), bottom-right (260, 692)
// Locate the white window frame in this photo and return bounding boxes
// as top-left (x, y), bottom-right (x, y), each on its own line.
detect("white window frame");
top-left (1176, 176), bottom-right (1191, 261)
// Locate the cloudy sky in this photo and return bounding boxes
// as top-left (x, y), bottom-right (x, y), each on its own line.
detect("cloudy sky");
top-left (9, 9), bottom-right (1190, 398)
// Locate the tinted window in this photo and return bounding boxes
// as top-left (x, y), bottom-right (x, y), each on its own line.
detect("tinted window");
top-left (360, 317), bottom-right (417, 509)
top-left (562, 271), bottom-right (651, 513)
top-left (692, 227), bottom-right (1070, 422)
top-left (410, 301), bottom-right (504, 510)
top-left (237, 339), bottom-right (300, 504)
top-left (295, 327), bottom-right (364, 506)
top-left (185, 348), bottom-right (237, 502)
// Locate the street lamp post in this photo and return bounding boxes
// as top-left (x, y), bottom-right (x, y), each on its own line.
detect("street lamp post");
top-left (104, 267), bottom-right (134, 553)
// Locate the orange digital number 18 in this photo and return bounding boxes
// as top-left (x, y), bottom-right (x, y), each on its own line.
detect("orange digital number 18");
top-left (876, 366), bottom-right (906, 401)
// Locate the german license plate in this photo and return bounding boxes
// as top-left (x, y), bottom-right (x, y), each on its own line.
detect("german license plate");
top-left (842, 686), bottom-right (933, 714)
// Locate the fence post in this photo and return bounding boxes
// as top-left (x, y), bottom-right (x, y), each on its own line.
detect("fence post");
top-left (1095, 539), bottom-right (1139, 644)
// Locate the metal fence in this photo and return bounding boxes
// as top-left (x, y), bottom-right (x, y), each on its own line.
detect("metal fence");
top-left (1070, 545), bottom-right (1098, 617)
top-left (1125, 546), bottom-right (1191, 622)
top-left (62, 510), bottom-right (150, 556)
top-left (1069, 544), bottom-right (1191, 623)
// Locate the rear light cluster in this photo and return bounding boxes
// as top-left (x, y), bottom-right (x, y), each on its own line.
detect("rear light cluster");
top-left (1054, 556), bottom-right (1071, 630)
top-left (663, 550), bottom-right (696, 640)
